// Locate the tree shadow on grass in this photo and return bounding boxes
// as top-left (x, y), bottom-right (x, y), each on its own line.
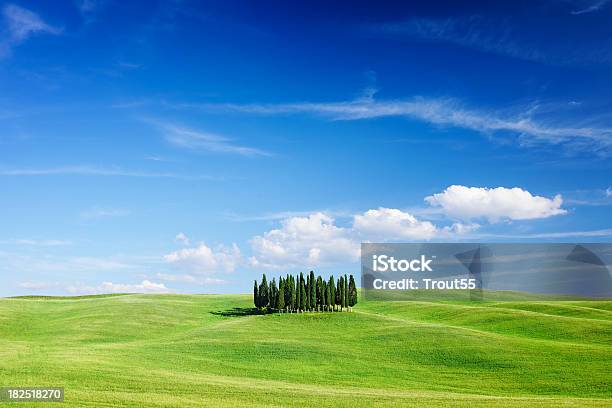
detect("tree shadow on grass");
top-left (210, 307), bottom-right (263, 317)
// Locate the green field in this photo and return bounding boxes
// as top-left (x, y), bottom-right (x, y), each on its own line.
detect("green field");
top-left (1, 294), bottom-right (611, 407)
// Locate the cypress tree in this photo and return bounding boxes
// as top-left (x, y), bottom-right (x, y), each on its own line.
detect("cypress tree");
top-left (269, 278), bottom-right (278, 310)
top-left (336, 276), bottom-right (342, 311)
top-left (348, 274), bottom-right (357, 311)
top-left (322, 278), bottom-right (327, 311)
top-left (299, 273), bottom-right (306, 312)
top-left (296, 274), bottom-right (302, 312)
top-left (254, 280), bottom-right (259, 309)
top-left (284, 274), bottom-right (291, 312)
top-left (328, 275), bottom-right (336, 311)
top-left (305, 273), bottom-right (311, 311)
top-left (259, 274), bottom-right (269, 310)
top-left (277, 278), bottom-right (285, 312)
top-left (343, 274), bottom-right (348, 311)
top-left (290, 275), bottom-right (296, 312)
top-left (325, 280), bottom-right (331, 311)
top-left (309, 271), bottom-right (316, 311)
top-left (316, 276), bottom-right (323, 311)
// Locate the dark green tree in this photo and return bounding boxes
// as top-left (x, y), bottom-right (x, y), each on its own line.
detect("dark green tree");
top-left (336, 276), bottom-right (342, 311)
top-left (309, 271), bottom-right (316, 311)
top-left (277, 278), bottom-right (285, 312)
top-left (290, 275), bottom-right (296, 312)
top-left (299, 273), bottom-right (306, 312)
top-left (305, 273), bottom-right (311, 311)
top-left (284, 274), bottom-right (291, 312)
top-left (323, 280), bottom-right (331, 312)
top-left (343, 274), bottom-right (348, 311)
top-left (316, 276), bottom-right (323, 311)
top-left (253, 280), bottom-right (259, 309)
top-left (348, 274), bottom-right (357, 311)
top-left (269, 278), bottom-right (278, 310)
top-left (328, 275), bottom-right (336, 311)
top-left (259, 274), bottom-right (269, 310)
top-left (296, 274), bottom-right (301, 312)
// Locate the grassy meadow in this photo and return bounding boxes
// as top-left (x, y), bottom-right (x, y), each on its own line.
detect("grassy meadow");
top-left (0, 293), bottom-right (610, 407)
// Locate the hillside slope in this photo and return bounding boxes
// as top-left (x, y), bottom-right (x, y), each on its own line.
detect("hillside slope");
top-left (0, 294), bottom-right (610, 407)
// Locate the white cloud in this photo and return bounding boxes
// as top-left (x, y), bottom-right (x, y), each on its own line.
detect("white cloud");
top-left (353, 207), bottom-right (439, 240)
top-left (164, 242), bottom-right (241, 274)
top-left (1, 4), bottom-right (61, 57)
top-left (154, 122), bottom-right (271, 157)
top-left (191, 96), bottom-right (612, 156)
top-left (607, 187), bottom-right (612, 197)
top-left (65, 280), bottom-right (170, 295)
top-left (248, 209), bottom-right (477, 269)
top-left (249, 212), bottom-right (359, 269)
top-left (246, 185), bottom-right (569, 269)
top-left (175, 232), bottom-right (190, 246)
top-left (425, 185), bottom-right (566, 222)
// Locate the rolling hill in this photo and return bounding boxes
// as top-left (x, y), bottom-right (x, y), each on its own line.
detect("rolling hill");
top-left (0, 294), bottom-right (610, 407)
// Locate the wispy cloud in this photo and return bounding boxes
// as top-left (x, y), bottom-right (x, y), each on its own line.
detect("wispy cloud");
top-left (0, 165), bottom-right (218, 180)
top-left (79, 207), bottom-right (130, 220)
top-left (1, 4), bottom-right (61, 58)
top-left (370, 16), bottom-right (545, 63)
top-left (224, 209), bottom-right (353, 222)
top-left (187, 96), bottom-right (612, 157)
top-left (17, 279), bottom-right (171, 294)
top-left (571, 0), bottom-right (610, 14)
top-left (473, 228), bottom-right (612, 239)
top-left (152, 122), bottom-right (271, 157)
top-left (365, 15), bottom-right (612, 66)
top-left (562, 188), bottom-right (612, 206)
top-left (75, 0), bottom-right (106, 15)
top-left (0, 238), bottom-right (71, 246)
top-left (155, 273), bottom-right (226, 285)
top-left (66, 280), bottom-right (170, 295)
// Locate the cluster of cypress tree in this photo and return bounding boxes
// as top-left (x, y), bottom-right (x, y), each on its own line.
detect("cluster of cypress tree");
top-left (254, 272), bottom-right (357, 313)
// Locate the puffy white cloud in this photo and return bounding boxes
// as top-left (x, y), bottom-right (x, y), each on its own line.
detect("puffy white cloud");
top-left (249, 212), bottom-right (359, 269)
top-left (425, 185), bottom-right (566, 222)
top-left (353, 207), bottom-right (439, 240)
top-left (248, 209), bottom-right (477, 269)
top-left (164, 242), bottom-right (241, 274)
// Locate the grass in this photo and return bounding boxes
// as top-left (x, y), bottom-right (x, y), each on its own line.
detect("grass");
top-left (0, 294), bottom-right (610, 407)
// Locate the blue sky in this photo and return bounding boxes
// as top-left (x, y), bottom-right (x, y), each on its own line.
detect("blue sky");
top-left (1, 0), bottom-right (611, 295)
